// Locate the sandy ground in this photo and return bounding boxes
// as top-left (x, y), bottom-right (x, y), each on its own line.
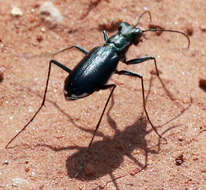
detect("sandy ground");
top-left (0, 0), bottom-right (206, 189)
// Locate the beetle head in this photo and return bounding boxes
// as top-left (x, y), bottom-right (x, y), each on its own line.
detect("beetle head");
top-left (118, 22), bottom-right (143, 45)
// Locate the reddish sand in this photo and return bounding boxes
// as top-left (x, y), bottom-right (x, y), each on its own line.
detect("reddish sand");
top-left (0, 0), bottom-right (206, 189)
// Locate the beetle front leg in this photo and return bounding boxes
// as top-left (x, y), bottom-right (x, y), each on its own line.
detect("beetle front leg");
top-left (124, 56), bottom-right (159, 76)
top-left (88, 84), bottom-right (116, 149)
top-left (74, 84), bottom-right (116, 178)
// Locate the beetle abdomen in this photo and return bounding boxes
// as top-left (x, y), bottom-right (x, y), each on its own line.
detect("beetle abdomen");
top-left (64, 45), bottom-right (119, 99)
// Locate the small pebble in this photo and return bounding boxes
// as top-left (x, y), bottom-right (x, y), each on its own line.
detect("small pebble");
top-left (41, 27), bottom-right (46, 32)
top-left (25, 167), bottom-right (30, 173)
top-left (12, 178), bottom-right (29, 186)
top-left (199, 78), bottom-right (206, 90)
top-left (200, 25), bottom-right (206, 32)
top-left (28, 106), bottom-right (34, 113)
top-left (36, 35), bottom-right (43, 42)
top-left (175, 154), bottom-right (184, 166)
top-left (185, 26), bottom-right (193, 36)
top-left (3, 160), bottom-right (9, 165)
top-left (11, 7), bottom-right (23, 17)
top-left (39, 1), bottom-right (63, 29)
top-left (0, 71), bottom-right (3, 82)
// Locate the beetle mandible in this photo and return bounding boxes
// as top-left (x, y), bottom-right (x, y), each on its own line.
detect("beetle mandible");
top-left (6, 11), bottom-right (190, 149)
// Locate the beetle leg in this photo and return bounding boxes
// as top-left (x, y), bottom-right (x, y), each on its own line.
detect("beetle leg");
top-left (124, 56), bottom-right (159, 76)
top-left (53, 45), bottom-right (89, 56)
top-left (5, 60), bottom-right (72, 148)
top-left (88, 84), bottom-right (116, 149)
top-left (115, 70), bottom-right (165, 140)
top-left (50, 59), bottom-right (72, 73)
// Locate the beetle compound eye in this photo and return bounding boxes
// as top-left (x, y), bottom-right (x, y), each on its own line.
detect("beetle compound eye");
top-left (133, 28), bottom-right (142, 38)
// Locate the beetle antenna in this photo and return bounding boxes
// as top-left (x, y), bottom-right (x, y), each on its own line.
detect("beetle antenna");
top-left (143, 28), bottom-right (190, 48)
top-left (135, 10), bottom-right (152, 27)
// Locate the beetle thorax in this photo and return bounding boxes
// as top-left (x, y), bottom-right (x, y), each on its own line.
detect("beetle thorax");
top-left (107, 22), bottom-right (143, 53)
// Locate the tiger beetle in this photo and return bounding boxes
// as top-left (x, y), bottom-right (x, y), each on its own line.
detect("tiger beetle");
top-left (6, 11), bottom-right (190, 149)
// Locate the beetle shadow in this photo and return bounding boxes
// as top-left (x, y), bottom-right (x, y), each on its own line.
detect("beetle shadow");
top-left (41, 97), bottom-right (164, 187)
top-left (63, 74), bottom-right (192, 181)
top-left (37, 74), bottom-right (193, 187)
top-left (39, 95), bottom-right (184, 190)
top-left (18, 72), bottom-right (192, 189)
top-left (12, 69), bottom-right (192, 186)
top-left (67, 116), bottom-right (151, 179)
